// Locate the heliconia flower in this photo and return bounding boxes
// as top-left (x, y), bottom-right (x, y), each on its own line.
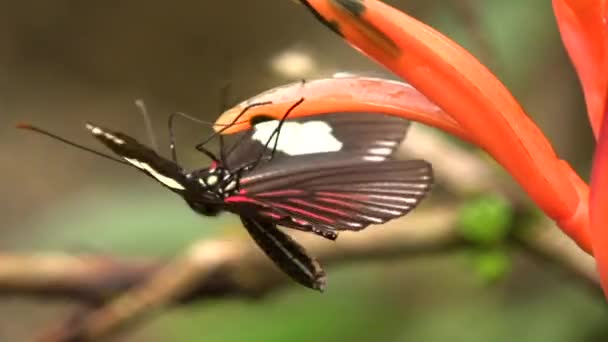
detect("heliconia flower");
top-left (553, 0), bottom-right (608, 297)
top-left (215, 0), bottom-right (608, 295)
top-left (553, 0), bottom-right (608, 139)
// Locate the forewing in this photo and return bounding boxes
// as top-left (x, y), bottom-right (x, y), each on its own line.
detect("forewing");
top-left (227, 159), bottom-right (433, 231)
top-left (240, 216), bottom-right (326, 291)
top-left (223, 112), bottom-right (409, 170)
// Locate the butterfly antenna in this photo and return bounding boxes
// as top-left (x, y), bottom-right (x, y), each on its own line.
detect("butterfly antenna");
top-left (16, 123), bottom-right (129, 165)
top-left (135, 99), bottom-right (159, 152)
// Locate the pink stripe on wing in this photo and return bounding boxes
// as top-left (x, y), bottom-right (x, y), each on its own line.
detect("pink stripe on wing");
top-left (287, 198), bottom-right (350, 217)
top-left (224, 196), bottom-right (266, 206)
top-left (260, 211), bottom-right (283, 219)
top-left (257, 189), bottom-right (306, 197)
top-left (316, 197), bottom-right (362, 209)
top-left (316, 192), bottom-right (368, 200)
top-left (269, 202), bottom-right (335, 223)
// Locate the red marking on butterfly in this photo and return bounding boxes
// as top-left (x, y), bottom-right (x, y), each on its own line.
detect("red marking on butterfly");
top-left (267, 202), bottom-right (336, 223)
top-left (287, 198), bottom-right (351, 217)
top-left (315, 197), bottom-right (362, 209)
top-left (257, 189), bottom-right (306, 197)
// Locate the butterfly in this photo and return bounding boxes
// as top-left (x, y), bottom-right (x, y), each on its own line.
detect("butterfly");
top-left (18, 98), bottom-right (433, 291)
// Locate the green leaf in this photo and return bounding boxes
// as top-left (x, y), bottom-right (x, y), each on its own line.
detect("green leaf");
top-left (457, 194), bottom-right (513, 246)
top-left (473, 249), bottom-right (511, 284)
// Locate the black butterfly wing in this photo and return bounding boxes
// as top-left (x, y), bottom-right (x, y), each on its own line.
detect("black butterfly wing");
top-left (227, 158), bottom-right (433, 231)
top-left (223, 112), bottom-right (410, 171)
top-left (241, 216), bottom-right (326, 291)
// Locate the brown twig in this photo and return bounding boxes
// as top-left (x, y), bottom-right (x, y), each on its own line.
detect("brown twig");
top-left (34, 206), bottom-right (463, 341)
top-left (0, 254), bottom-right (159, 304)
top-left (1, 209), bottom-right (595, 341)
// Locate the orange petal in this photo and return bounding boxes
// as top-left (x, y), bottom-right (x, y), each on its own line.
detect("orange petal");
top-left (293, 0), bottom-right (591, 251)
top-left (553, 0), bottom-right (608, 138)
top-left (590, 96), bottom-right (608, 296)
top-left (216, 77), bottom-right (473, 143)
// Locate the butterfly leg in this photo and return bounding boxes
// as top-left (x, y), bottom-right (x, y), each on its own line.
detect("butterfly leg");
top-left (225, 96), bottom-right (303, 174)
top-left (245, 98), bottom-right (305, 171)
top-left (194, 101), bottom-right (271, 159)
top-left (263, 98), bottom-right (304, 160)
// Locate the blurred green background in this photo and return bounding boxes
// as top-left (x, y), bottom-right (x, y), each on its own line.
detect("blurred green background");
top-left (0, 0), bottom-right (605, 341)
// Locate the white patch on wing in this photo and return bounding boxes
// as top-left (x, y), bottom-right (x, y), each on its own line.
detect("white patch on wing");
top-left (376, 140), bottom-right (398, 147)
top-left (363, 156), bottom-right (386, 162)
top-left (252, 121), bottom-right (342, 156)
top-left (123, 157), bottom-right (185, 190)
top-left (368, 148), bottom-right (393, 155)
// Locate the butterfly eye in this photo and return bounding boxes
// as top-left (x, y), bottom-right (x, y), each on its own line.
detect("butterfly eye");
top-left (250, 114), bottom-right (275, 126)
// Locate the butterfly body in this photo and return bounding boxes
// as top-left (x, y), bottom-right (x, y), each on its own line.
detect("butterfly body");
top-left (23, 109), bottom-right (434, 292)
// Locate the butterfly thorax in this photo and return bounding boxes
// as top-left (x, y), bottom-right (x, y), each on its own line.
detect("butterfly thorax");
top-left (182, 165), bottom-right (240, 216)
top-left (188, 165), bottom-right (239, 196)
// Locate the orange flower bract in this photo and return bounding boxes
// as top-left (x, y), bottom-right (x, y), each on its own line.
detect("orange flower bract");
top-left (216, 0), bottom-right (608, 297)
